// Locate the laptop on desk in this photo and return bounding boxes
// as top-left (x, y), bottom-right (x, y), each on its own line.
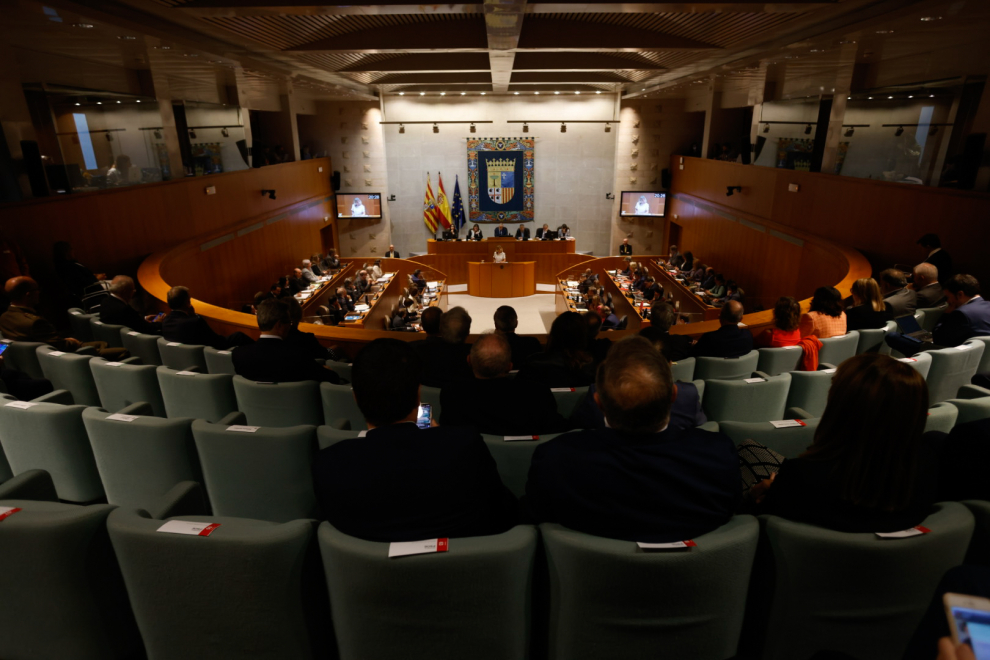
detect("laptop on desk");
top-left (895, 315), bottom-right (933, 342)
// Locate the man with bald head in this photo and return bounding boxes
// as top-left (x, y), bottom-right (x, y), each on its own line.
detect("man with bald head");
top-left (99, 274), bottom-right (162, 334)
top-left (691, 300), bottom-right (753, 358)
top-left (913, 262), bottom-right (946, 309)
top-left (526, 336), bottom-right (738, 542)
top-left (440, 332), bottom-right (565, 436)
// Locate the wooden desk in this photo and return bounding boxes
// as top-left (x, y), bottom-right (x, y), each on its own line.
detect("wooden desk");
top-left (421, 239), bottom-right (583, 285)
top-left (467, 261), bottom-right (536, 298)
top-left (646, 260), bottom-right (721, 322)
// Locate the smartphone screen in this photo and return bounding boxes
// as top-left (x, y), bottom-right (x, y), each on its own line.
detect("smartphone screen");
top-left (0, 343), bottom-right (8, 357)
top-left (947, 596), bottom-right (990, 659)
top-left (416, 403), bottom-right (432, 429)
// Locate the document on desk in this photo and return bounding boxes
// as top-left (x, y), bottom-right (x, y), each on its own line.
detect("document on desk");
top-left (427, 281), bottom-right (439, 289)
top-left (354, 304), bottom-right (370, 312)
top-left (566, 280), bottom-right (579, 287)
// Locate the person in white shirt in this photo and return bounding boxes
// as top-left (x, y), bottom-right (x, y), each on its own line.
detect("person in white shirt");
top-left (370, 260), bottom-right (383, 281)
top-left (350, 197), bottom-right (367, 217)
top-left (558, 224), bottom-right (571, 239)
top-left (635, 195), bottom-right (651, 215)
top-left (493, 245), bottom-right (507, 263)
top-left (301, 260), bottom-right (319, 284)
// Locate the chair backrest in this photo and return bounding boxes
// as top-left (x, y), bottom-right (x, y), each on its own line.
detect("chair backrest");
top-left (969, 336), bottom-right (990, 374)
top-left (818, 331), bottom-right (859, 366)
top-left (107, 508), bottom-right (319, 660)
top-left (616, 315), bottom-right (628, 330)
top-left (316, 426), bottom-right (362, 449)
top-left (553, 386), bottom-right (589, 419)
top-left (157, 337), bottom-right (208, 372)
top-left (898, 352), bottom-right (933, 380)
top-left (944, 395), bottom-right (990, 426)
top-left (0, 400), bottom-right (12, 482)
top-left (318, 522), bottom-right (536, 660)
top-left (756, 346), bottom-right (803, 376)
top-left (120, 329), bottom-right (163, 366)
top-left (191, 420), bottom-right (319, 522)
top-left (36, 346), bottom-right (102, 406)
top-left (720, 418), bottom-right (820, 459)
top-left (761, 502), bottom-right (974, 660)
top-left (482, 434), bottom-right (559, 499)
top-left (0, 401), bottom-right (104, 502)
top-left (670, 357), bottom-right (695, 382)
top-left (784, 369), bottom-right (835, 418)
top-left (856, 327), bottom-right (889, 354)
top-left (233, 376), bottom-right (324, 427)
top-left (90, 318), bottom-right (126, 348)
top-left (702, 374), bottom-right (791, 423)
top-left (326, 361), bottom-right (352, 381)
top-left (90, 358), bottom-right (166, 416)
top-left (320, 381), bottom-right (368, 430)
top-left (541, 516), bottom-right (759, 660)
top-left (917, 304), bottom-right (947, 332)
top-left (157, 367), bottom-right (237, 423)
top-left (878, 320), bottom-right (899, 356)
top-left (67, 308), bottom-right (96, 342)
top-left (926, 342), bottom-right (987, 404)
top-left (82, 408), bottom-right (200, 511)
top-left (0, 339), bottom-right (47, 379)
top-left (203, 346), bottom-right (236, 374)
top-left (0, 500), bottom-right (142, 660)
top-left (693, 350), bottom-right (759, 381)
top-left (924, 402), bottom-right (958, 434)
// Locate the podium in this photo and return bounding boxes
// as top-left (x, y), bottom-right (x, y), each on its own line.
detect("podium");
top-left (467, 261), bottom-right (536, 298)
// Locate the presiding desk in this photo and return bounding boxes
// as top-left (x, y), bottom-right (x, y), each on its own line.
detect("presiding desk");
top-left (422, 238), bottom-right (584, 286)
top-left (467, 261), bottom-right (536, 298)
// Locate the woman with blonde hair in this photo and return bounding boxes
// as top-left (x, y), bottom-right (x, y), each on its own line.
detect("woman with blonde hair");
top-left (493, 245), bottom-right (507, 263)
top-left (845, 277), bottom-right (894, 331)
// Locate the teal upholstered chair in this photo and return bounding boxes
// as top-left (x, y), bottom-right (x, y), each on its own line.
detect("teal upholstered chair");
top-left (702, 373), bottom-right (791, 423)
top-left (67, 307), bottom-right (96, 342)
top-left (320, 381), bottom-right (367, 430)
top-left (233, 375), bottom-right (324, 427)
top-left (553, 386), bottom-right (589, 419)
top-left (719, 418), bottom-right (820, 459)
top-left (817, 331), bottom-right (859, 368)
top-left (917, 304), bottom-right (948, 332)
top-left (326, 360), bottom-right (352, 381)
top-left (318, 522), bottom-right (537, 660)
top-left (924, 341), bottom-right (986, 404)
top-left (856, 326), bottom-right (890, 354)
top-left (898, 352), bottom-right (933, 380)
top-left (316, 426), bottom-right (362, 449)
top-left (157, 367), bottom-right (238, 423)
top-left (756, 346), bottom-right (803, 376)
top-left (482, 433), bottom-right (560, 499)
top-left (89, 318), bottom-right (126, 348)
top-left (924, 402), bottom-right (958, 434)
top-left (693, 350), bottom-right (759, 381)
top-left (203, 346), bottom-right (236, 374)
top-left (120, 329), bottom-right (163, 366)
top-left (945, 385), bottom-right (990, 426)
top-left (0, 339), bottom-right (47, 379)
top-left (157, 337), bottom-right (208, 372)
top-left (90, 357), bottom-right (166, 416)
top-left (670, 357), bottom-right (696, 382)
top-left (36, 345), bottom-right (102, 406)
top-left (541, 516), bottom-right (759, 660)
top-left (784, 369), bottom-right (835, 418)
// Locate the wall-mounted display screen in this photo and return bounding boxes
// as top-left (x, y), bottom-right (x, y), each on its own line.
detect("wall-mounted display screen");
top-left (336, 192), bottom-right (382, 219)
top-left (620, 191), bottom-right (666, 217)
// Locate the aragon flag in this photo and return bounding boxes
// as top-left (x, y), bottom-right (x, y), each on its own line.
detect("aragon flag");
top-left (423, 173), bottom-right (439, 233)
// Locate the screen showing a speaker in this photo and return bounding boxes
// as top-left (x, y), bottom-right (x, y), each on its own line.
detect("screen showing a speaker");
top-left (620, 191), bottom-right (666, 217)
top-left (337, 193), bottom-right (382, 219)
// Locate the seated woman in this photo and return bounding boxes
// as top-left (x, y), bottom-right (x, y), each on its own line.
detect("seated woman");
top-left (755, 297), bottom-right (803, 348)
top-left (517, 311), bottom-right (595, 387)
top-left (706, 274), bottom-right (726, 299)
top-left (799, 286), bottom-right (847, 338)
top-left (752, 353), bottom-right (936, 533)
top-left (845, 277), bottom-right (894, 332)
top-left (493, 245), bottom-right (507, 263)
top-left (681, 251), bottom-right (695, 273)
top-left (689, 262), bottom-right (707, 283)
top-left (467, 224), bottom-right (483, 241)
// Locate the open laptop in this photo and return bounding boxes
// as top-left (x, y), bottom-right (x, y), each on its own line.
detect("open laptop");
top-left (895, 314), bottom-right (933, 342)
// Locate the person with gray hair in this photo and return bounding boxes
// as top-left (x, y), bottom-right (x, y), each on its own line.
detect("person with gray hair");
top-left (440, 332), bottom-right (565, 436)
top-left (99, 274), bottom-right (162, 334)
top-left (526, 336), bottom-right (738, 542)
top-left (300, 260), bottom-right (319, 284)
top-left (879, 267), bottom-right (918, 318)
top-left (912, 262), bottom-right (946, 308)
top-left (415, 306), bottom-right (473, 387)
top-left (163, 285), bottom-right (253, 349)
top-left (638, 301), bottom-right (691, 361)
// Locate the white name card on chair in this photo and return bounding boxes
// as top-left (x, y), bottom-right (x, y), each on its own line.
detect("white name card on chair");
top-left (127, 331), bottom-right (140, 336)
top-left (955, 344), bottom-right (975, 351)
top-left (176, 371), bottom-right (199, 376)
top-left (769, 420), bottom-right (807, 429)
top-left (783, 345), bottom-right (800, 350)
top-left (637, 540), bottom-right (696, 550)
top-left (47, 351), bottom-right (65, 357)
top-left (505, 435), bottom-right (540, 442)
top-left (166, 342), bottom-right (182, 347)
top-left (93, 321), bottom-right (103, 325)
top-left (106, 361), bottom-right (127, 367)
top-left (551, 387), bottom-right (576, 392)
top-left (744, 378), bottom-right (766, 384)
top-left (216, 350), bottom-right (232, 355)
top-left (106, 414), bottom-right (139, 422)
top-left (226, 425), bottom-right (259, 433)
top-left (5, 401), bottom-right (38, 409)
top-left (157, 520), bottom-right (221, 537)
top-left (876, 526), bottom-right (930, 539)
top-left (69, 311), bottom-right (81, 316)
top-left (388, 538), bottom-right (449, 558)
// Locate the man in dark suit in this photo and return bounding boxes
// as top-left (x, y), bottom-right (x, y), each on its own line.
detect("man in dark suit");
top-left (536, 223), bottom-right (552, 240)
top-left (494, 223), bottom-right (509, 238)
top-left (494, 305), bottom-right (541, 367)
top-left (643, 276), bottom-right (663, 302)
top-left (441, 333), bottom-right (567, 436)
top-left (618, 238), bottom-right (633, 256)
top-left (919, 233), bottom-right (953, 283)
top-left (231, 299), bottom-right (342, 383)
top-left (285, 269), bottom-right (307, 295)
top-left (412, 306), bottom-right (473, 388)
top-left (163, 286), bottom-right (252, 349)
top-left (886, 274), bottom-right (990, 356)
top-left (515, 224), bottom-right (530, 240)
top-left (313, 338), bottom-right (517, 542)
top-left (692, 301), bottom-right (753, 358)
top-left (100, 275), bottom-right (162, 334)
top-left (913, 263), bottom-right (946, 309)
top-left (880, 268), bottom-right (917, 318)
top-left (639, 302), bottom-right (691, 362)
top-left (526, 336), bottom-right (739, 542)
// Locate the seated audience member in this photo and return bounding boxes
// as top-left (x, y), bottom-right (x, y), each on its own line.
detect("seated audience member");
top-left (689, 262), bottom-right (706, 283)
top-left (517, 311), bottom-right (595, 388)
top-left (53, 241), bottom-right (106, 306)
top-left (755, 297), bottom-right (803, 347)
top-left (919, 232), bottom-right (952, 283)
top-left (312, 338), bottom-right (517, 542)
top-left (418, 306), bottom-right (442, 339)
top-left (701, 267), bottom-right (717, 291)
top-left (706, 274), bottom-right (726, 299)
top-left (844, 278), bottom-right (894, 332)
top-left (415, 306), bottom-right (473, 388)
top-left (668, 245), bottom-right (685, 269)
top-left (100, 275), bottom-right (162, 334)
top-left (879, 268), bottom-right (917, 318)
top-left (913, 262), bottom-right (946, 309)
top-left (391, 306), bottom-right (411, 330)
top-left (618, 238), bottom-right (632, 256)
top-left (886, 274), bottom-right (990, 356)
top-left (310, 255), bottom-right (323, 277)
top-left (584, 312), bottom-right (612, 367)
top-left (494, 305), bottom-right (541, 367)
top-left (163, 286), bottom-right (253, 349)
top-left (322, 249), bottom-right (341, 271)
top-left (231, 299), bottom-right (342, 383)
top-left (720, 281), bottom-right (743, 304)
top-left (331, 287), bottom-right (354, 314)
top-left (283, 297), bottom-right (343, 363)
top-left (643, 276), bottom-right (663, 302)
top-left (440, 333), bottom-right (566, 436)
top-left (467, 224), bottom-right (484, 241)
top-left (600, 306), bottom-right (620, 329)
top-left (557, 224), bottom-right (571, 239)
top-left (0, 277), bottom-right (124, 359)
top-left (274, 277), bottom-right (293, 299)
top-left (570, 336), bottom-right (706, 432)
top-left (254, 291), bottom-right (273, 309)
top-left (370, 259), bottom-right (383, 280)
top-left (0, 353), bottom-right (54, 401)
top-left (639, 302), bottom-right (691, 361)
top-left (799, 287), bottom-right (847, 339)
top-left (682, 251), bottom-right (695, 272)
top-left (286, 269), bottom-right (307, 295)
top-left (620, 258), bottom-right (633, 277)
top-left (342, 277), bottom-right (357, 300)
top-left (526, 336), bottom-right (739, 542)
top-left (411, 269), bottom-right (426, 288)
top-left (692, 301), bottom-right (753, 358)
top-left (300, 260), bottom-right (319, 284)
top-left (354, 270), bottom-right (372, 298)
top-left (752, 354), bottom-right (936, 533)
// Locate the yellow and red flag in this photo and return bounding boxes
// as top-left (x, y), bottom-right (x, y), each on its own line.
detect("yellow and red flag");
top-left (423, 173), bottom-right (440, 233)
top-left (436, 173), bottom-right (453, 230)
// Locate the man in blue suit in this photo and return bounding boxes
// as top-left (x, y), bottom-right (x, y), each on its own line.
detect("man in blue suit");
top-left (525, 336), bottom-right (739, 543)
top-left (494, 223), bottom-right (509, 237)
top-left (886, 274), bottom-right (990, 356)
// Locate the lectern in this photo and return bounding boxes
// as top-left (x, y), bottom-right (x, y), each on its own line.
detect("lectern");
top-left (467, 261), bottom-right (536, 298)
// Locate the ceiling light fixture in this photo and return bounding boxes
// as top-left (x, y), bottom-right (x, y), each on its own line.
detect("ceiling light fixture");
top-left (763, 123), bottom-right (770, 133)
top-left (399, 124), bottom-right (405, 133)
top-left (534, 91), bottom-right (540, 95)
top-left (398, 92), bottom-right (404, 96)
top-left (523, 123), bottom-right (529, 132)
top-left (561, 123), bottom-right (566, 133)
top-left (419, 92), bottom-right (425, 96)
top-left (804, 124), bottom-right (813, 135)
top-left (596, 91), bottom-right (602, 94)
top-left (480, 92), bottom-right (486, 95)
top-left (74, 102), bottom-right (80, 106)
top-left (514, 92), bottom-right (519, 95)
top-left (604, 123), bottom-right (611, 132)
top-left (554, 91), bottom-right (560, 95)
top-left (116, 100), bottom-right (121, 104)
top-left (844, 127), bottom-right (855, 137)
top-left (135, 100), bottom-right (141, 103)
top-left (894, 126), bottom-right (904, 136)
top-left (868, 96), bottom-right (873, 100)
top-left (470, 123), bottom-right (476, 133)
top-left (440, 92), bottom-right (445, 96)
top-left (96, 101), bottom-right (102, 105)
top-left (574, 91), bottom-right (580, 95)
top-left (433, 123), bottom-right (439, 133)
top-left (888, 95), bottom-right (893, 99)
top-left (908, 95), bottom-right (913, 99)
top-left (847, 96), bottom-right (852, 100)
top-left (460, 92), bottom-right (466, 95)
top-left (930, 94), bottom-right (935, 98)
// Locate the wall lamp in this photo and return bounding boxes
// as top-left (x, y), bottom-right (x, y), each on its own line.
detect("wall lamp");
top-left (261, 189), bottom-right (277, 200)
top-left (726, 186), bottom-right (742, 197)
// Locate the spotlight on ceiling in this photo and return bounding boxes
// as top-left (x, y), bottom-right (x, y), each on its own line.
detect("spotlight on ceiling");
top-left (513, 92), bottom-right (519, 95)
top-left (460, 92), bottom-right (466, 96)
top-left (399, 124), bottom-right (405, 134)
top-left (894, 126), bottom-right (904, 136)
top-left (440, 92), bottom-right (446, 96)
top-left (596, 90), bottom-right (602, 94)
top-left (804, 124), bottom-right (813, 135)
top-left (763, 123), bottom-right (770, 133)
top-left (560, 123), bottom-right (566, 133)
top-left (433, 123), bottom-right (439, 133)
top-left (605, 123), bottom-right (611, 132)
top-left (844, 127), bottom-right (855, 137)
top-left (480, 92), bottom-right (486, 96)
top-left (554, 91), bottom-right (560, 95)
top-left (522, 123), bottom-right (529, 132)
top-left (534, 91), bottom-right (540, 95)
top-left (261, 189), bottom-right (276, 200)
top-left (398, 92), bottom-right (404, 96)
top-left (221, 127), bottom-right (229, 137)
top-left (154, 130), bottom-right (162, 139)
top-left (470, 123), bottom-right (476, 133)
top-left (419, 92), bottom-right (425, 96)
top-left (188, 129), bottom-right (196, 139)
top-left (726, 185), bottom-right (742, 197)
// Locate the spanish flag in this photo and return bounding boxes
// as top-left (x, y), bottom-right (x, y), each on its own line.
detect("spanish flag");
top-left (423, 174), bottom-right (439, 233)
top-left (436, 173), bottom-right (453, 230)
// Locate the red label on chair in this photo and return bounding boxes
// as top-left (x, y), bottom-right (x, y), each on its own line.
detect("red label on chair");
top-left (0, 507), bottom-right (22, 522)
